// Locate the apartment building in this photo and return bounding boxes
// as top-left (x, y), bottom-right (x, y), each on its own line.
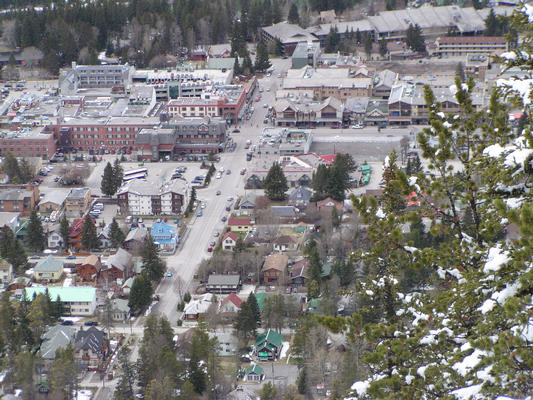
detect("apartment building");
top-left (65, 187), bottom-right (91, 218)
top-left (23, 286), bottom-right (98, 316)
top-left (59, 63), bottom-right (134, 93)
top-left (435, 36), bottom-right (508, 57)
top-left (0, 184), bottom-right (39, 216)
top-left (0, 129), bottom-right (56, 159)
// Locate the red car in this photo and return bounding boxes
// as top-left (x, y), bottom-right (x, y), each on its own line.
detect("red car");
top-left (207, 246), bottom-right (213, 252)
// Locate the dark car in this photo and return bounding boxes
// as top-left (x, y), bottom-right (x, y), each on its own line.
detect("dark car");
top-left (232, 128), bottom-right (240, 133)
top-left (66, 254), bottom-right (76, 259)
top-left (61, 320), bottom-right (74, 326)
top-left (84, 321), bottom-right (98, 326)
top-left (221, 216), bottom-right (227, 222)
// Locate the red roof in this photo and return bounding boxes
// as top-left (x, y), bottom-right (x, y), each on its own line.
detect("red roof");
top-left (222, 231), bottom-right (239, 242)
top-left (69, 218), bottom-right (85, 238)
top-left (221, 293), bottom-right (243, 308)
top-left (228, 217), bottom-right (252, 226)
top-left (319, 154), bottom-right (337, 164)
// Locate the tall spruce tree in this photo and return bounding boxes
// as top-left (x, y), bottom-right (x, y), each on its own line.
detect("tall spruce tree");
top-left (112, 159), bottom-right (124, 193)
top-left (141, 236), bottom-right (165, 282)
top-left (254, 40), bottom-right (271, 72)
top-left (27, 209), bottom-right (45, 252)
top-left (80, 214), bottom-right (98, 250)
top-left (100, 162), bottom-right (115, 197)
top-left (263, 162), bottom-right (288, 201)
top-left (128, 274), bottom-right (153, 314)
top-left (288, 3), bottom-right (299, 24)
top-left (109, 218), bottom-right (125, 248)
top-left (59, 214), bottom-right (70, 250)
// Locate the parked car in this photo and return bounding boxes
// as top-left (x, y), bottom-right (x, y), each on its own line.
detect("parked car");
top-left (216, 190), bottom-right (221, 195)
top-left (84, 321), bottom-right (98, 326)
top-left (61, 320), bottom-right (74, 326)
top-left (221, 216), bottom-right (227, 222)
top-left (207, 246), bottom-right (213, 252)
top-left (197, 210), bottom-right (203, 217)
top-left (166, 271), bottom-right (173, 277)
top-left (66, 255), bottom-right (76, 259)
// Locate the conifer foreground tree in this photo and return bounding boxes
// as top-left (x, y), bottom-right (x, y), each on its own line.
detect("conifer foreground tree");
top-left (27, 209), bottom-right (45, 252)
top-left (263, 162), bottom-right (288, 201)
top-left (81, 214), bottom-right (98, 250)
top-left (319, 10), bottom-right (533, 398)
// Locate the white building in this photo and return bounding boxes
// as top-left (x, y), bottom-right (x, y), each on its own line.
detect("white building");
top-left (23, 286), bottom-right (97, 316)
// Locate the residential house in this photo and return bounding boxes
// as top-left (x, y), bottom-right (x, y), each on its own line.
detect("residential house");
top-left (7, 276), bottom-right (30, 291)
top-left (273, 235), bottom-right (298, 252)
top-left (73, 326), bottom-right (109, 371)
top-left (271, 206), bottom-right (298, 221)
top-left (0, 184), bottom-right (39, 216)
top-left (235, 193), bottom-right (256, 216)
top-left (262, 253), bottom-right (288, 285)
top-left (38, 189), bottom-right (70, 213)
top-left (123, 226), bottom-right (148, 253)
top-left (288, 258), bottom-right (309, 288)
top-left (228, 217), bottom-right (253, 233)
top-left (244, 364), bottom-right (264, 382)
top-left (372, 69), bottom-right (398, 99)
top-left (206, 274), bottom-right (241, 293)
top-left (34, 256), bottom-right (64, 282)
top-left (65, 187), bottom-right (91, 218)
top-left (98, 223), bottom-right (112, 249)
top-left (183, 293), bottom-right (214, 320)
top-left (253, 329), bottom-right (283, 361)
top-left (40, 325), bottom-right (76, 369)
top-left (219, 293), bottom-right (243, 314)
top-left (121, 277), bottom-right (134, 296)
top-left (110, 298), bottom-right (130, 321)
top-left (69, 217), bottom-right (92, 249)
top-left (101, 248), bottom-right (132, 282)
top-left (288, 186), bottom-right (312, 207)
top-left (23, 286), bottom-right (97, 315)
top-left (316, 197), bottom-right (344, 213)
top-left (150, 222), bottom-right (178, 254)
top-left (46, 224), bottom-right (64, 249)
top-left (0, 211), bottom-right (20, 231)
top-left (221, 231), bottom-right (239, 251)
top-left (208, 331), bottom-right (240, 356)
top-left (0, 259), bottom-right (13, 287)
top-left (76, 255), bottom-right (102, 282)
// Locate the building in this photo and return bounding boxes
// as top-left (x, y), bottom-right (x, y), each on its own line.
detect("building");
top-left (38, 189), bottom-right (70, 213)
top-left (435, 36), bottom-right (508, 57)
top-left (150, 222), bottom-right (178, 253)
top-left (46, 224), bottom-right (64, 249)
top-left (97, 223), bottom-right (112, 249)
top-left (273, 235), bottom-right (298, 252)
top-left (59, 63), bottom-right (134, 93)
top-left (0, 211), bottom-right (20, 232)
top-left (306, 19), bottom-right (375, 46)
top-left (183, 293), bottom-right (214, 320)
top-left (316, 197), bottom-right (344, 213)
top-left (64, 188), bottom-right (91, 218)
top-left (253, 329), bottom-right (283, 360)
top-left (262, 253), bottom-right (288, 285)
top-left (40, 325), bottom-right (76, 368)
top-left (23, 286), bottom-right (98, 315)
top-left (272, 97), bottom-right (343, 127)
top-left (291, 41), bottom-right (321, 69)
top-left (0, 184), bottom-right (39, 216)
top-left (0, 259), bottom-right (13, 287)
top-left (123, 227), bottom-right (148, 253)
top-left (117, 179), bottom-right (189, 216)
top-left (288, 258), bottom-right (309, 288)
top-left (34, 256), bottom-right (64, 282)
top-left (228, 217), bottom-right (253, 233)
top-left (288, 186), bottom-right (312, 207)
top-left (76, 255), bottom-right (102, 282)
top-left (102, 248), bottom-right (132, 281)
top-left (364, 100), bottom-right (389, 126)
top-left (110, 298), bottom-right (130, 321)
top-left (244, 365), bottom-right (264, 382)
top-left (221, 231), bottom-right (239, 251)
top-left (206, 274), bottom-right (241, 293)
top-left (219, 293), bottom-right (243, 314)
top-left (235, 193), bottom-right (256, 216)
top-left (134, 117), bottom-right (227, 159)
top-left (255, 128), bottom-right (313, 158)
top-left (68, 217), bottom-right (89, 249)
top-left (260, 22), bottom-right (319, 55)
top-left (372, 69), bottom-right (398, 99)
top-left (73, 326), bottom-right (110, 371)
top-left (167, 97), bottom-right (221, 118)
top-left (0, 129), bottom-right (56, 160)
top-left (465, 54), bottom-right (490, 80)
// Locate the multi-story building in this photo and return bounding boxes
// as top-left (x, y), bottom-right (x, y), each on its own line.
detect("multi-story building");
top-left (0, 184), bottom-right (39, 215)
top-left (291, 42), bottom-right (321, 69)
top-left (435, 36), bottom-right (508, 57)
top-left (0, 129), bottom-right (56, 159)
top-left (255, 128), bottom-right (313, 158)
top-left (272, 97), bottom-right (343, 127)
top-left (65, 187), bottom-right (91, 218)
top-left (23, 286), bottom-right (98, 316)
top-left (59, 63), bottom-right (134, 93)
top-left (465, 54), bottom-right (490, 80)
top-left (167, 97), bottom-right (221, 118)
top-left (260, 22), bottom-right (319, 55)
top-left (117, 178), bottom-right (189, 216)
top-left (135, 116), bottom-right (227, 159)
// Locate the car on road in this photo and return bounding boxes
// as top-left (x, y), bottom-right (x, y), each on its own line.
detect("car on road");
top-left (197, 210), bottom-right (203, 217)
top-left (66, 255), bottom-right (76, 259)
top-left (232, 128), bottom-right (240, 133)
top-left (216, 173), bottom-right (222, 179)
top-left (216, 190), bottom-right (221, 195)
top-left (227, 196), bottom-right (233, 201)
top-left (84, 321), bottom-right (98, 326)
top-left (351, 124), bottom-right (363, 129)
top-left (214, 232), bottom-right (220, 237)
top-left (30, 255), bottom-right (40, 259)
top-left (221, 216), bottom-right (227, 222)
top-left (207, 246), bottom-right (213, 252)
top-left (60, 320), bottom-right (74, 326)
top-left (201, 202), bottom-right (206, 209)
top-left (226, 169), bottom-right (231, 175)
top-left (263, 103), bottom-right (268, 108)
top-left (240, 168), bottom-right (246, 175)
top-left (225, 205), bottom-right (231, 211)
top-left (209, 241), bottom-right (216, 246)
top-left (166, 271), bottom-right (173, 277)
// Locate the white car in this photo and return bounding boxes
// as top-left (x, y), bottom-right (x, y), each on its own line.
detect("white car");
top-left (216, 173), bottom-right (222, 179)
top-left (351, 124), bottom-right (363, 129)
top-left (263, 103), bottom-right (268, 108)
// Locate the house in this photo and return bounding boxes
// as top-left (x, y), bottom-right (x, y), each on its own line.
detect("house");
top-left (121, 277), bottom-right (134, 296)
top-left (228, 386), bottom-right (258, 400)
top-left (0, 184), bottom-right (39, 216)
top-left (228, 217), bottom-right (253, 233)
top-left (208, 330), bottom-right (239, 356)
top-left (7, 276), bottom-right (30, 291)
top-left (40, 325), bottom-right (76, 368)
top-left (123, 226), bottom-right (148, 253)
top-left (64, 187), bottom-right (91, 218)
top-left (98, 223), bottom-right (112, 249)
top-left (150, 222), bottom-right (178, 254)
top-left (206, 274), bottom-right (241, 293)
top-left (110, 298), bottom-right (130, 321)
top-left (183, 293), bottom-right (214, 320)
top-left (262, 253), bottom-right (288, 285)
top-left (288, 258), bottom-right (309, 288)
top-left (316, 197), bottom-right (344, 213)
top-left (46, 224), bottom-right (64, 249)
top-left (372, 69), bottom-right (398, 99)
top-left (38, 189), bottom-right (70, 213)
top-left (236, 193), bottom-right (256, 216)
top-left (34, 256), bottom-right (64, 282)
top-left (23, 286), bottom-right (97, 315)
top-left (73, 326), bottom-right (109, 371)
top-left (102, 248), bottom-right (132, 282)
top-left (0, 211), bottom-right (20, 232)
top-left (288, 186), bottom-right (312, 207)
top-left (69, 217), bottom-right (92, 249)
top-left (76, 255), bottom-right (102, 282)
top-left (273, 235), bottom-right (298, 252)
top-left (244, 364), bottom-right (264, 382)
top-left (0, 259), bottom-right (13, 287)
top-left (222, 231), bottom-right (239, 251)
top-left (254, 329), bottom-right (283, 361)
top-left (271, 206), bottom-right (298, 221)
top-left (219, 293), bottom-right (243, 314)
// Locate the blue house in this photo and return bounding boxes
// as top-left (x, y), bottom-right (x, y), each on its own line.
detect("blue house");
top-left (150, 222), bottom-right (178, 254)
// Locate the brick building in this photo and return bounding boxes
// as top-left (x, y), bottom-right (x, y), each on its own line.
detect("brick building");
top-left (0, 184), bottom-right (39, 215)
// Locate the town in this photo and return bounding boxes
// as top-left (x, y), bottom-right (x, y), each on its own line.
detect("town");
top-left (0, 0), bottom-right (531, 399)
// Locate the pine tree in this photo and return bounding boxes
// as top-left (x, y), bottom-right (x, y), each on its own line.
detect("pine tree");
top-left (247, 293), bottom-right (261, 324)
top-left (81, 214), bottom-right (98, 250)
top-left (141, 236), bottom-right (165, 282)
top-left (263, 162), bottom-right (288, 201)
top-left (242, 53), bottom-right (254, 75)
top-left (379, 38), bottom-right (388, 58)
top-left (254, 40), bottom-right (271, 72)
top-left (288, 3), bottom-right (299, 24)
top-left (381, 150), bottom-right (406, 214)
top-left (128, 274), bottom-right (153, 314)
top-left (27, 209), bottom-right (45, 252)
top-left (112, 159), bottom-right (124, 193)
top-left (233, 300), bottom-right (257, 339)
top-left (109, 218), bottom-right (125, 248)
top-left (59, 214), bottom-right (70, 250)
top-left (456, 61), bottom-right (466, 81)
top-left (364, 33), bottom-right (373, 58)
top-left (406, 154), bottom-right (422, 175)
top-left (311, 164), bottom-right (329, 201)
top-left (0, 226), bottom-right (27, 272)
top-left (100, 162), bottom-right (115, 197)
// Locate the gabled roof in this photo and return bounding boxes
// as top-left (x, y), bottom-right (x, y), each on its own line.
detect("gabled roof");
top-left (262, 253), bottom-right (288, 272)
top-left (80, 255), bottom-right (100, 268)
top-left (106, 248), bottom-right (132, 271)
top-left (221, 293), bottom-right (243, 309)
top-left (111, 298), bottom-right (130, 313)
top-left (35, 256), bottom-right (63, 272)
top-left (273, 235), bottom-right (297, 246)
top-left (288, 186), bottom-right (312, 202)
top-left (74, 326), bottom-right (106, 353)
top-left (271, 206), bottom-right (297, 218)
top-left (255, 329), bottom-right (282, 348)
top-left (41, 325), bottom-right (76, 359)
top-left (222, 231), bottom-right (239, 243)
top-left (125, 226), bottom-right (148, 242)
top-left (245, 364), bottom-right (264, 375)
top-left (183, 293), bottom-right (213, 315)
top-left (228, 217), bottom-right (252, 226)
top-left (289, 258), bottom-right (309, 279)
top-left (317, 197), bottom-right (344, 211)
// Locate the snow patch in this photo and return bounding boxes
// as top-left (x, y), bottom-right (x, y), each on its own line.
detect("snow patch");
top-left (405, 374), bottom-right (414, 385)
top-left (453, 349), bottom-right (488, 376)
top-left (451, 383), bottom-right (483, 400)
top-left (497, 78), bottom-right (533, 105)
top-left (279, 341), bottom-right (290, 359)
top-left (443, 121), bottom-right (452, 128)
top-left (416, 365), bottom-right (427, 379)
top-left (376, 208), bottom-right (385, 219)
top-left (351, 380), bottom-right (370, 396)
top-left (483, 246), bottom-right (509, 274)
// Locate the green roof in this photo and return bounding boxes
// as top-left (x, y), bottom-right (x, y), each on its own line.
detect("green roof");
top-left (23, 286), bottom-right (96, 303)
top-left (245, 364), bottom-right (264, 375)
top-left (254, 293), bottom-right (268, 310)
top-left (255, 329), bottom-right (282, 348)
